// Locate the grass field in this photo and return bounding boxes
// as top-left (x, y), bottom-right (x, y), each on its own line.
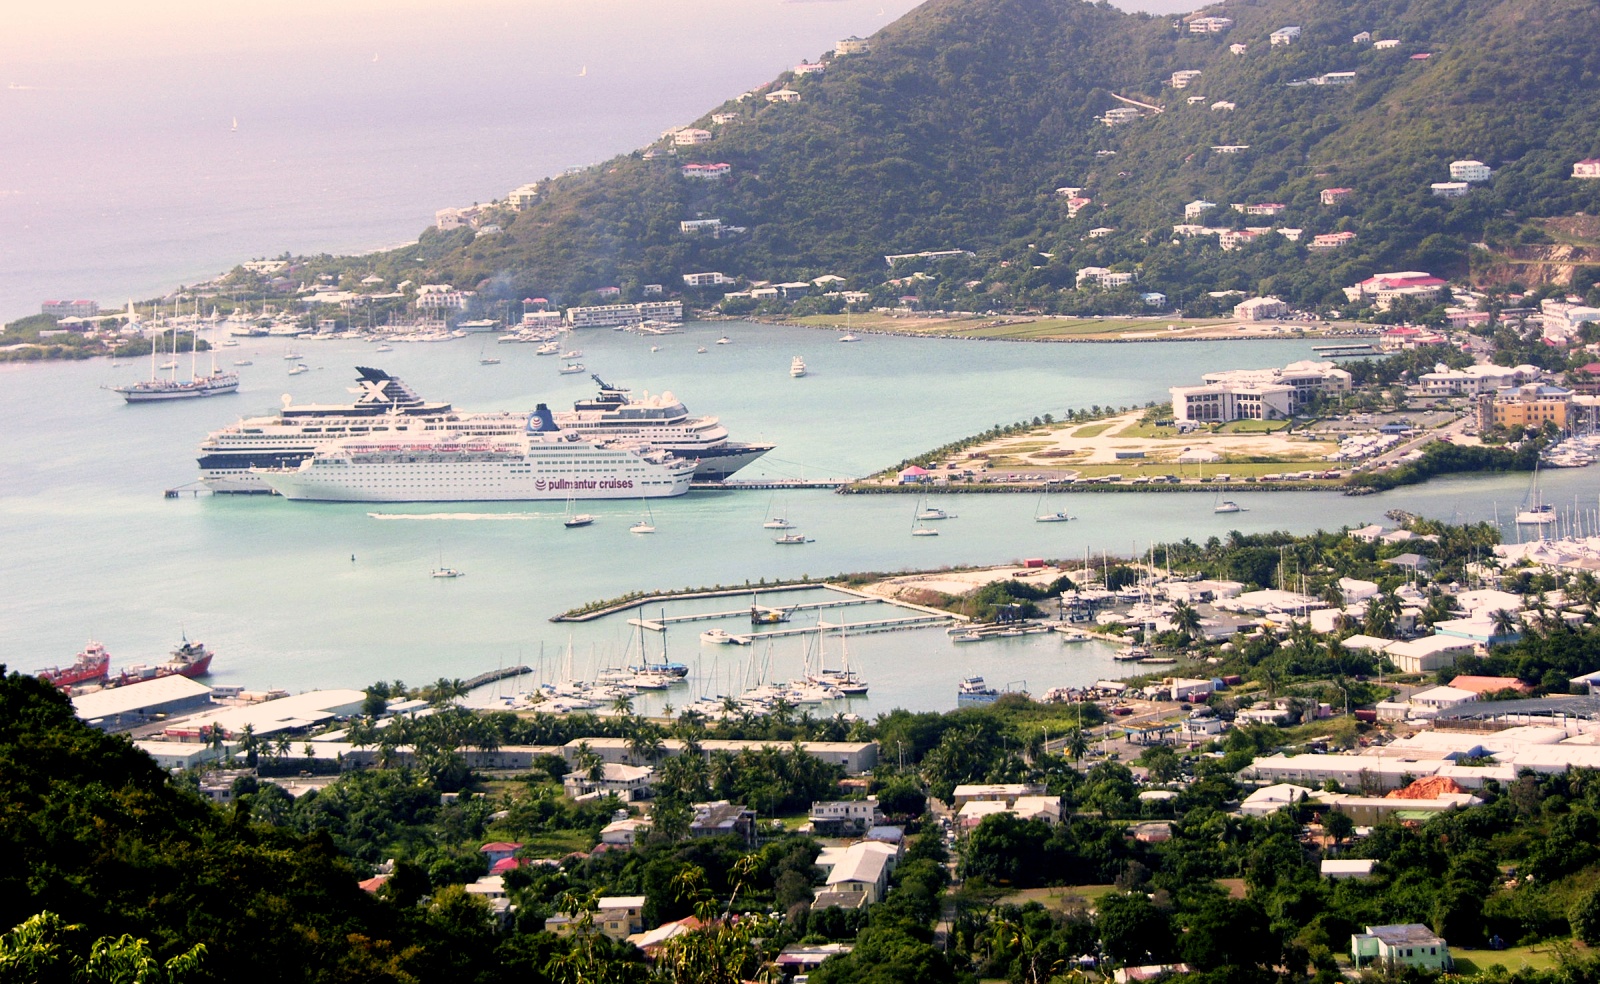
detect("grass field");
top-left (1073, 422), bottom-right (1116, 438)
top-left (992, 885), bottom-right (1118, 910)
top-left (1450, 942), bottom-right (1586, 975)
top-left (1217, 419), bottom-right (1296, 434)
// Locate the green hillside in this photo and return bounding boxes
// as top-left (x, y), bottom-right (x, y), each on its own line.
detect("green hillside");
top-left (323, 0), bottom-right (1600, 314)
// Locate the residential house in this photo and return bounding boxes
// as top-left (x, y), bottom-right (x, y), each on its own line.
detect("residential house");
top-left (689, 801), bottom-right (757, 844)
top-left (835, 36), bottom-right (871, 54)
top-left (1229, 43), bottom-right (1248, 55)
top-left (1351, 925), bottom-right (1451, 972)
top-left (1321, 187), bottom-right (1355, 206)
top-left (1310, 231), bottom-right (1357, 251)
top-left (551, 897), bottom-right (647, 940)
top-left (1088, 226), bottom-right (1115, 238)
top-left (809, 797), bottom-right (883, 836)
top-left (1101, 107), bottom-right (1144, 126)
top-left (1323, 859), bottom-right (1377, 880)
top-left (1432, 181), bottom-right (1471, 198)
top-left (951, 783), bottom-right (1045, 808)
top-left (1189, 16), bottom-right (1233, 33)
top-left (1574, 159), bottom-right (1600, 180)
top-left (766, 88), bottom-right (801, 103)
top-left (682, 271), bottom-right (731, 287)
top-left (1142, 292), bottom-right (1168, 308)
top-left (1374, 39), bottom-right (1400, 49)
top-left (816, 841), bottom-right (897, 906)
top-left (1184, 199), bottom-right (1217, 219)
top-left (1384, 635), bottom-right (1475, 674)
top-left (1239, 783), bottom-right (1309, 817)
top-left (600, 816), bottom-right (652, 847)
top-left (710, 112), bottom-right (740, 125)
top-left (1211, 144), bottom-right (1250, 154)
top-left (1219, 228), bottom-right (1268, 251)
top-left (678, 218), bottom-right (723, 234)
top-left (1270, 26), bottom-right (1301, 45)
top-left (507, 184), bottom-right (540, 209)
top-left (1170, 70), bottom-right (1203, 89)
top-left (479, 842), bottom-right (522, 870)
top-left (672, 128), bottom-right (712, 145)
top-left (1211, 100), bottom-right (1236, 111)
top-left (563, 763), bottom-right (655, 801)
top-left (1066, 196), bottom-right (1093, 217)
top-left (793, 62), bottom-right (825, 76)
top-left (1450, 160), bottom-right (1492, 183)
top-left (1235, 202), bottom-right (1287, 217)
top-left (680, 163), bottom-right (730, 180)
top-left (1352, 31), bottom-right (1373, 43)
top-left (1076, 266), bottom-right (1136, 288)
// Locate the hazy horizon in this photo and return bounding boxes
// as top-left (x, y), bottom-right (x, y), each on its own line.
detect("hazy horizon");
top-left (2, 0), bottom-right (1203, 320)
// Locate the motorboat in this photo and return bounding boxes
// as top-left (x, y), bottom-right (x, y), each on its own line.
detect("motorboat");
top-left (559, 362), bottom-right (586, 374)
top-left (431, 567), bottom-right (463, 578)
top-left (716, 336), bottom-right (731, 345)
top-left (790, 356), bottom-right (806, 377)
top-left (952, 631), bottom-right (983, 643)
top-left (232, 360), bottom-right (253, 366)
top-left (535, 342), bottom-right (559, 355)
top-left (561, 350), bottom-right (583, 359)
top-left (1214, 500), bottom-right (1243, 514)
top-left (957, 675), bottom-right (1000, 706)
top-left (839, 333), bottom-right (859, 343)
top-left (287, 364), bottom-right (310, 375)
top-left (1113, 646), bottom-right (1148, 662)
top-left (774, 533), bottom-right (810, 545)
top-left (911, 527), bottom-right (940, 537)
top-left (701, 629), bottom-right (740, 645)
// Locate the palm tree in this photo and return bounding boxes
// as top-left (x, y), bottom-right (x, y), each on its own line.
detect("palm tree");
top-left (1365, 595), bottom-right (1395, 638)
top-left (1170, 601), bottom-right (1202, 643)
top-left (1488, 608), bottom-right (1520, 640)
top-left (1066, 725), bottom-right (1090, 766)
top-left (611, 693), bottom-right (635, 718)
top-left (573, 741), bottom-right (605, 782)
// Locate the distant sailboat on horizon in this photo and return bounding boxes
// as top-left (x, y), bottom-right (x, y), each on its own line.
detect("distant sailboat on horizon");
top-left (231, 117), bottom-right (238, 132)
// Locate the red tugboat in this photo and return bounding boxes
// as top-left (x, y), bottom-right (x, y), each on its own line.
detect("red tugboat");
top-left (36, 641), bottom-right (114, 690)
top-left (107, 635), bottom-right (216, 687)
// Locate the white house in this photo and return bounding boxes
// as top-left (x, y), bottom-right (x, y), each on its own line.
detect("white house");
top-left (1189, 16), bottom-right (1233, 33)
top-left (682, 272), bottom-right (731, 287)
top-left (1431, 181), bottom-right (1470, 199)
top-left (835, 36), bottom-right (871, 55)
top-left (1270, 26), bottom-right (1301, 45)
top-left (1234, 296), bottom-right (1289, 321)
top-left (1450, 160), bottom-right (1492, 183)
top-left (1171, 70), bottom-right (1203, 89)
top-left (1184, 199), bottom-right (1217, 219)
top-left (766, 88), bottom-right (801, 104)
top-left (1374, 39), bottom-right (1401, 49)
top-left (672, 128), bottom-right (712, 146)
top-left (1574, 159), bottom-right (1600, 180)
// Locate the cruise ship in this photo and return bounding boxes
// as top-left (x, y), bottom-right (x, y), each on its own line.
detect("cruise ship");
top-left (252, 406), bottom-right (697, 502)
top-left (197, 368), bottom-right (770, 492)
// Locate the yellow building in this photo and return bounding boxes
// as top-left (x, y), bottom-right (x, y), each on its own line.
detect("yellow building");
top-left (1491, 384), bottom-right (1572, 431)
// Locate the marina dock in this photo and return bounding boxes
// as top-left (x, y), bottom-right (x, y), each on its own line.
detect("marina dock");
top-left (627, 596), bottom-right (877, 631)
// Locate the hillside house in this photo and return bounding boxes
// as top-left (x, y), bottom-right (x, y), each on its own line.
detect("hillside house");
top-left (1235, 202), bottom-right (1287, 216)
top-left (1101, 107), bottom-right (1143, 126)
top-left (1233, 296), bottom-right (1289, 321)
top-left (1270, 26), bottom-right (1301, 45)
top-left (765, 88), bottom-right (801, 104)
top-left (1171, 70), bottom-right (1203, 89)
top-left (1352, 31), bottom-right (1372, 43)
top-left (1218, 228), bottom-right (1268, 250)
top-left (1230, 43), bottom-right (1248, 55)
top-left (1184, 199), bottom-right (1216, 219)
top-left (1088, 226), bottom-right (1115, 238)
top-left (1374, 39), bottom-right (1401, 49)
top-left (1573, 159), bottom-right (1600, 179)
top-left (1451, 160), bottom-right (1492, 182)
top-left (710, 112), bottom-right (740, 125)
top-left (809, 797), bottom-right (883, 835)
top-left (1189, 16), bottom-right (1233, 33)
top-left (1211, 100), bottom-right (1236, 111)
top-left (1211, 144), bottom-right (1250, 153)
top-left (835, 35), bottom-right (871, 54)
top-left (672, 128), bottom-right (712, 145)
top-left (1310, 231), bottom-right (1357, 251)
top-left (1066, 196), bottom-right (1092, 217)
top-left (680, 162), bottom-right (730, 180)
top-left (682, 272), bottom-right (731, 287)
top-left (1344, 271), bottom-right (1446, 310)
top-left (1320, 187), bottom-right (1355, 205)
top-left (793, 62), bottom-right (825, 76)
top-left (1076, 267), bottom-right (1137, 288)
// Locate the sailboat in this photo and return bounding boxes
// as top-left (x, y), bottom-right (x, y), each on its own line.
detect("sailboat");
top-left (630, 499), bottom-right (656, 534)
top-left (1516, 461), bottom-right (1557, 526)
top-left (761, 493), bottom-right (794, 529)
top-left (1213, 496), bottom-right (1243, 514)
top-left (479, 342), bottom-right (500, 365)
top-left (910, 499), bottom-right (939, 537)
top-left (807, 624), bottom-right (868, 694)
top-left (431, 545), bottom-right (463, 578)
top-left (564, 495), bottom-right (595, 528)
top-left (1035, 482), bottom-right (1073, 522)
top-left (915, 495), bottom-right (953, 521)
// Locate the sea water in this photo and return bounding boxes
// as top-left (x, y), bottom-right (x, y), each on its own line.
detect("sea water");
top-left (2, 323), bottom-right (1592, 712)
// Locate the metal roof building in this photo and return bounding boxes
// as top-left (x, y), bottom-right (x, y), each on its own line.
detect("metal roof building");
top-left (72, 676), bottom-right (214, 732)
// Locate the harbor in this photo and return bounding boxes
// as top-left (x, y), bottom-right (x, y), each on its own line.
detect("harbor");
top-left (6, 325), bottom-right (1599, 713)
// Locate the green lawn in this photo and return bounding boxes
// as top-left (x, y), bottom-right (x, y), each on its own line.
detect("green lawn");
top-left (1216, 419), bottom-right (1296, 434)
top-left (992, 885), bottom-right (1117, 910)
top-left (518, 829), bottom-right (596, 858)
top-left (1073, 422), bottom-right (1117, 438)
top-left (1450, 942), bottom-right (1583, 975)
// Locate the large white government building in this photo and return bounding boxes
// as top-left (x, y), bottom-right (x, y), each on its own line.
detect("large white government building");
top-left (1171, 360), bottom-right (1352, 423)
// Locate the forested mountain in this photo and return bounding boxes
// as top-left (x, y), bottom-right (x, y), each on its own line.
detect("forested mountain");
top-left (333, 0), bottom-right (1600, 313)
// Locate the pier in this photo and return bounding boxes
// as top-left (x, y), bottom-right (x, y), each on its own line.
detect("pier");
top-left (724, 613), bottom-right (956, 644)
top-left (691, 478), bottom-right (849, 491)
top-left (627, 596), bottom-right (877, 631)
top-left (464, 665), bottom-right (533, 689)
top-left (1312, 344), bottom-right (1378, 357)
top-left (163, 481), bottom-right (212, 499)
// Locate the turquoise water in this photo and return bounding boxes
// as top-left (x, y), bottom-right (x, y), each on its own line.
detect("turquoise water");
top-left (2, 324), bottom-right (1592, 712)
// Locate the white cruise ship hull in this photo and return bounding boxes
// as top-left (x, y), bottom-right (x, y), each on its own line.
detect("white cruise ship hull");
top-left (253, 451), bottom-right (695, 502)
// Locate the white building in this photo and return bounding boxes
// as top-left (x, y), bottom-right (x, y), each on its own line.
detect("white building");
top-left (766, 88), bottom-right (801, 104)
top-left (565, 301), bottom-right (683, 328)
top-left (678, 218), bottom-right (723, 234)
top-left (1270, 26), bottom-right (1301, 45)
top-left (682, 272), bottom-right (731, 287)
top-left (1076, 266), bottom-right (1137, 288)
top-left (1384, 635), bottom-right (1476, 674)
top-left (1211, 101), bottom-right (1236, 111)
top-left (1418, 363), bottom-right (1538, 396)
top-left (1171, 70), bottom-right (1203, 89)
top-left (1450, 160), bottom-right (1492, 183)
top-left (415, 285), bottom-right (471, 310)
top-left (1101, 107), bottom-right (1143, 126)
top-left (1171, 360), bottom-right (1352, 423)
top-left (1233, 296), bottom-right (1289, 321)
top-left (1431, 181), bottom-right (1471, 199)
top-left (507, 184), bottom-right (540, 210)
top-left (1184, 199), bottom-right (1216, 219)
top-left (1574, 159), bottom-right (1600, 180)
top-left (835, 36), bottom-right (871, 55)
top-left (672, 128), bottom-right (712, 145)
top-left (1189, 16), bottom-right (1233, 33)
top-left (1374, 39), bottom-right (1400, 49)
